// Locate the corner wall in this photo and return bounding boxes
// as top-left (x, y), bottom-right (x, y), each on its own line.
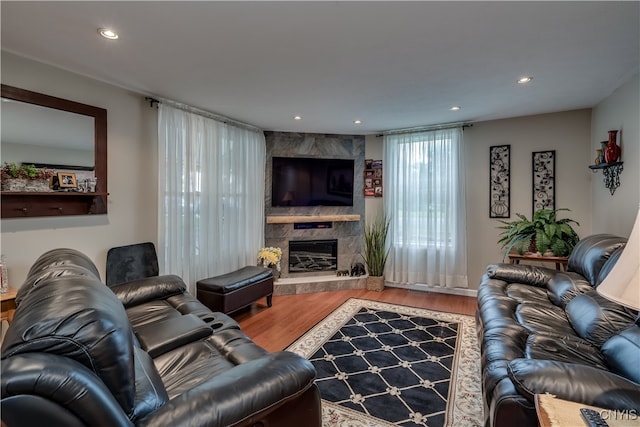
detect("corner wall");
top-left (591, 73), bottom-right (639, 235)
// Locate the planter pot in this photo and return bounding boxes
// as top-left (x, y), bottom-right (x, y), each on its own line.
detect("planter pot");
top-left (1, 178), bottom-right (51, 192)
top-left (366, 276), bottom-right (385, 292)
top-left (269, 264), bottom-right (280, 282)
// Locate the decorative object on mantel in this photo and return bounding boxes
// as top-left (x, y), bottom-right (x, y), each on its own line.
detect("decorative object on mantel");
top-left (497, 208), bottom-right (580, 261)
top-left (604, 129), bottom-right (621, 163)
top-left (532, 150), bottom-right (556, 215)
top-left (257, 246), bottom-right (282, 281)
top-left (1, 162), bottom-right (55, 192)
top-left (489, 144), bottom-right (510, 218)
top-left (363, 159), bottom-right (383, 197)
top-left (362, 214), bottom-right (390, 291)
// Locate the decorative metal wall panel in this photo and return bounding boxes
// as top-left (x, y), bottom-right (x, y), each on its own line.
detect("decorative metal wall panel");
top-left (532, 150), bottom-right (555, 214)
top-left (489, 145), bottom-right (510, 218)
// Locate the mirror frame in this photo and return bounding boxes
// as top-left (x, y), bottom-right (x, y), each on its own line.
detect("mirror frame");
top-left (1, 84), bottom-right (108, 217)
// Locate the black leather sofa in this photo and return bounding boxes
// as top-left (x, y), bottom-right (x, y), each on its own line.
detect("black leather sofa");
top-left (1, 248), bottom-right (322, 427)
top-left (476, 234), bottom-right (640, 427)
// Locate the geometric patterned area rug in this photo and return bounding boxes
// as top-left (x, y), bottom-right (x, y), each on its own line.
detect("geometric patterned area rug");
top-left (286, 298), bottom-right (483, 427)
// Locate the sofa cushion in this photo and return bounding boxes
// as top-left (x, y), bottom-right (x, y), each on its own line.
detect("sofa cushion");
top-left (601, 322), bottom-right (640, 383)
top-left (15, 248), bottom-right (102, 306)
top-left (595, 245), bottom-right (624, 286)
top-left (524, 334), bottom-right (606, 369)
top-left (566, 234), bottom-right (627, 286)
top-left (546, 271), bottom-right (592, 308)
top-left (565, 291), bottom-right (637, 347)
top-left (131, 347), bottom-right (169, 421)
top-left (507, 359), bottom-right (640, 410)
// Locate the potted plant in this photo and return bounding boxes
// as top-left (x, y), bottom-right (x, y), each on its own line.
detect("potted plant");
top-left (362, 215), bottom-right (390, 291)
top-left (1, 162), bottom-right (55, 192)
top-left (497, 208), bottom-right (580, 260)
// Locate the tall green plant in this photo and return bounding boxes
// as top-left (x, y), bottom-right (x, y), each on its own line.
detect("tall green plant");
top-left (363, 215), bottom-right (390, 277)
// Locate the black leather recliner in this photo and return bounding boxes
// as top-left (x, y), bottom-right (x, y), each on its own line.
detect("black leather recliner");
top-left (476, 234), bottom-right (640, 427)
top-left (1, 248), bottom-right (322, 427)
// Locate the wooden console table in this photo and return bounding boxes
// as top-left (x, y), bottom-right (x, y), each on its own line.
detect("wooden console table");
top-left (508, 254), bottom-right (568, 271)
top-left (1, 286), bottom-right (18, 324)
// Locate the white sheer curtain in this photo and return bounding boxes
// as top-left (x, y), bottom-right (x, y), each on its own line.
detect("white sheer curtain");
top-left (384, 127), bottom-right (468, 288)
top-left (158, 104), bottom-right (266, 294)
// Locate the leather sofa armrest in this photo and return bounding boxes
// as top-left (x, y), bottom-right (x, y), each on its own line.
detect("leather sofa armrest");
top-left (135, 314), bottom-right (213, 358)
top-left (486, 263), bottom-right (556, 288)
top-left (1, 353), bottom-right (132, 427)
top-left (109, 275), bottom-right (186, 307)
top-left (137, 351), bottom-right (317, 427)
top-left (507, 358), bottom-right (640, 411)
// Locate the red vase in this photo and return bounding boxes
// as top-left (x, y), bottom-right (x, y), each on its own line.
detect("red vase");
top-left (604, 130), bottom-right (620, 163)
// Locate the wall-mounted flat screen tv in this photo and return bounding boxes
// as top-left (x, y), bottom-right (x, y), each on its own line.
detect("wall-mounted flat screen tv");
top-left (272, 157), bottom-right (354, 207)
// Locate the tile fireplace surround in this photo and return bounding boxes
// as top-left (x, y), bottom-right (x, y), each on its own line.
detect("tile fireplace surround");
top-left (264, 131), bottom-right (367, 295)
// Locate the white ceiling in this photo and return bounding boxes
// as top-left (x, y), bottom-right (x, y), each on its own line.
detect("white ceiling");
top-left (2, 1), bottom-right (638, 135)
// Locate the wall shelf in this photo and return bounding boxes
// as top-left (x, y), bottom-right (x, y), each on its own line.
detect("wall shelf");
top-left (589, 161), bottom-right (623, 195)
top-left (1, 192), bottom-right (108, 218)
top-left (266, 214), bottom-right (361, 224)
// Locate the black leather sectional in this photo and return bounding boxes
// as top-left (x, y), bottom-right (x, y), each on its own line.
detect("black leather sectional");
top-left (476, 234), bottom-right (640, 427)
top-left (1, 248), bottom-right (321, 427)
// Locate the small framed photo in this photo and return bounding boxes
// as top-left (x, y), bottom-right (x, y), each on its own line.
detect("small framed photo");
top-left (58, 172), bottom-right (77, 188)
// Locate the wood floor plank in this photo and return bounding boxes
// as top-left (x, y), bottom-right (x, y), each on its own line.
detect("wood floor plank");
top-left (233, 288), bottom-right (477, 352)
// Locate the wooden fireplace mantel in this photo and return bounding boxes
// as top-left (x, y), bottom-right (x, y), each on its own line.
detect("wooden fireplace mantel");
top-left (266, 214), bottom-right (361, 224)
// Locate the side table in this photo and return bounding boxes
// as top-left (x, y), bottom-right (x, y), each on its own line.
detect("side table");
top-left (1, 286), bottom-right (18, 324)
top-left (535, 393), bottom-right (640, 427)
top-left (508, 254), bottom-right (568, 271)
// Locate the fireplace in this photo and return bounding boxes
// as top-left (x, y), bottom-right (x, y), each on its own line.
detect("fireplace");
top-left (289, 239), bottom-right (338, 273)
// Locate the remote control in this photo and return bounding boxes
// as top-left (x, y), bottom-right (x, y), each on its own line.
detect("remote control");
top-left (580, 408), bottom-right (609, 427)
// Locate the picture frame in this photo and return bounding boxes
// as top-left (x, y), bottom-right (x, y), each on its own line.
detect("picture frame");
top-left (364, 159), bottom-right (383, 197)
top-left (489, 145), bottom-right (510, 218)
top-left (57, 172), bottom-right (77, 188)
top-left (532, 150), bottom-right (555, 215)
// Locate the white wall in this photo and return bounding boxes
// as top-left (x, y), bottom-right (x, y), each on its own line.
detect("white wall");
top-left (363, 110), bottom-right (593, 291)
top-left (591, 73), bottom-right (639, 236)
top-left (464, 110), bottom-right (592, 289)
top-left (1, 52), bottom-right (158, 286)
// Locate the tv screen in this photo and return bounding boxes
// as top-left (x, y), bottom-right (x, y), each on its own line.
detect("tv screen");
top-left (272, 157), bottom-right (354, 207)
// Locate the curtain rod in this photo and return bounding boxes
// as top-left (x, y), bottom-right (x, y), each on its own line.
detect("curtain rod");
top-left (144, 96), bottom-right (263, 134)
top-left (376, 121), bottom-right (473, 137)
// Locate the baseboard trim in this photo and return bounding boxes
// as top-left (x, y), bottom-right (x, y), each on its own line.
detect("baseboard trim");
top-left (385, 282), bottom-right (478, 297)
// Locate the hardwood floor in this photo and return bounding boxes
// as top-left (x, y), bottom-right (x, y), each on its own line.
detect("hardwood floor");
top-left (233, 287), bottom-right (477, 352)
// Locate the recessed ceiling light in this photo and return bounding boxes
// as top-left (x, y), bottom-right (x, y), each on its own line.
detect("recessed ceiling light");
top-left (450, 106), bottom-right (461, 111)
top-left (293, 115), bottom-right (302, 120)
top-left (354, 119), bottom-right (362, 125)
top-left (517, 76), bottom-right (533, 84)
top-left (98, 28), bottom-right (119, 40)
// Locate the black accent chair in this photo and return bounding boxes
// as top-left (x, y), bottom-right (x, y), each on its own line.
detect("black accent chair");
top-left (106, 242), bottom-right (159, 286)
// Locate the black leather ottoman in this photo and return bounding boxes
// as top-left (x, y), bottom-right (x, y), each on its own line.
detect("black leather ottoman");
top-left (196, 266), bottom-right (274, 314)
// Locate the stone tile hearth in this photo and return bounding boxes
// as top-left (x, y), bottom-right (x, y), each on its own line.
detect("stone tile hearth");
top-left (273, 274), bottom-right (367, 295)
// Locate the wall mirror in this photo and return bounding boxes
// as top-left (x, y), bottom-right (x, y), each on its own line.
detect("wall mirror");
top-left (1, 84), bottom-right (107, 218)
